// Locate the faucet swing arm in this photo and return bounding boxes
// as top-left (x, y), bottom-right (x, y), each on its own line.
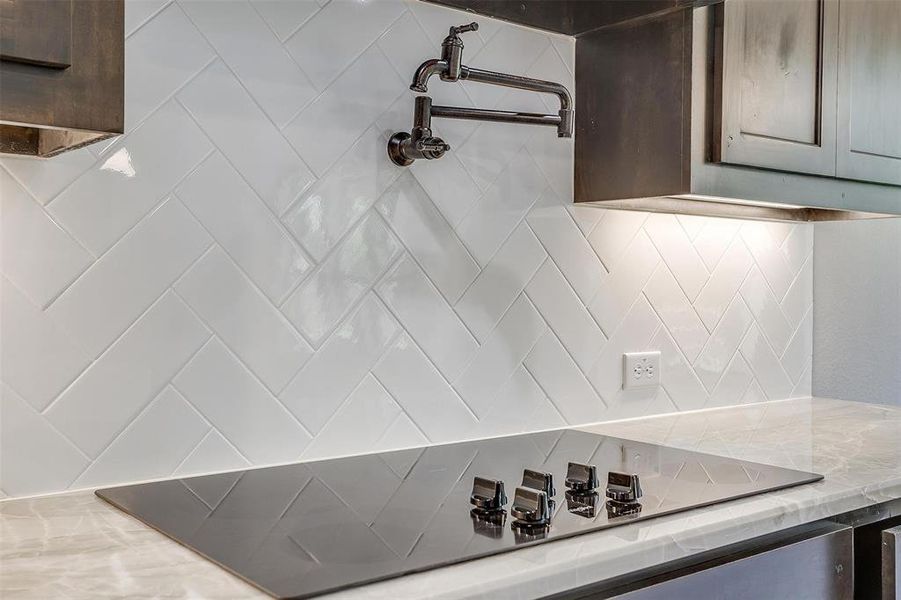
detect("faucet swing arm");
top-left (388, 22), bottom-right (573, 167)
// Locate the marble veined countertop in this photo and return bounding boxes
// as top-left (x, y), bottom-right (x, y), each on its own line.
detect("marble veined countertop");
top-left (2, 397), bottom-right (900, 599)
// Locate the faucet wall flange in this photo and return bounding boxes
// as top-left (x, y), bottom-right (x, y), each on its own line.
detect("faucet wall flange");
top-left (388, 96), bottom-right (451, 167)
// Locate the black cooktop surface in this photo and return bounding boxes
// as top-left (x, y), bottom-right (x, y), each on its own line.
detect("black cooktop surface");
top-left (96, 429), bottom-right (822, 599)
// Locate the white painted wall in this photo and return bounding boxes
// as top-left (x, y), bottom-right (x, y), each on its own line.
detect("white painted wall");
top-left (813, 220), bottom-right (901, 406)
top-left (0, 0), bottom-right (812, 499)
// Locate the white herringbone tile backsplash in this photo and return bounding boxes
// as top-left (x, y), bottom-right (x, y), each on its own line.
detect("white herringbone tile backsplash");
top-left (0, 0), bottom-right (812, 498)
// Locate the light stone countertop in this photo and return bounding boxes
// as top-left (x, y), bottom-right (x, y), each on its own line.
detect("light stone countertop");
top-left (2, 397), bottom-right (900, 599)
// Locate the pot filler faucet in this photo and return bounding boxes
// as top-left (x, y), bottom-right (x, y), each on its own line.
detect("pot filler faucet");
top-left (388, 22), bottom-right (574, 166)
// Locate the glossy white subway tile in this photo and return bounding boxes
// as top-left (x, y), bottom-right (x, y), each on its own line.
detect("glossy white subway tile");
top-left (781, 223), bottom-right (814, 275)
top-left (46, 292), bottom-right (210, 458)
top-left (694, 238), bottom-right (754, 331)
top-left (740, 267), bottom-right (792, 355)
top-left (694, 297), bottom-right (754, 392)
top-left (249, 0), bottom-right (320, 42)
top-left (47, 101), bottom-right (213, 256)
top-left (651, 329), bottom-right (707, 412)
top-left (477, 366), bottom-right (561, 436)
top-left (280, 295), bottom-right (400, 434)
top-left (589, 231), bottom-right (660, 337)
top-left (284, 0), bottom-right (405, 91)
top-left (455, 294), bottom-right (547, 418)
top-left (587, 209), bottom-right (648, 272)
top-left (408, 151), bottom-right (482, 229)
top-left (284, 127), bottom-right (398, 261)
top-left (373, 334), bottom-right (479, 443)
top-left (524, 330), bottom-right (605, 424)
top-left (741, 222), bottom-right (795, 301)
top-left (73, 386), bottom-right (209, 488)
top-left (524, 260), bottom-right (606, 372)
top-left (456, 149), bottom-right (546, 265)
top-left (0, 384), bottom-right (89, 497)
top-left (526, 205), bottom-right (604, 304)
top-left (644, 213), bottom-right (709, 302)
top-left (178, 153), bottom-right (310, 303)
top-left (175, 247), bottom-right (312, 394)
top-left (181, 0), bottom-right (317, 127)
top-left (707, 354), bottom-right (754, 408)
top-left (125, 0), bottom-right (170, 37)
top-left (0, 148), bottom-right (96, 205)
top-left (643, 265), bottom-right (709, 364)
top-left (175, 429), bottom-right (250, 475)
top-left (525, 130), bottom-right (574, 202)
top-left (550, 36), bottom-right (574, 75)
top-left (781, 255), bottom-right (813, 330)
top-left (376, 256), bottom-right (478, 382)
top-left (568, 205), bottom-right (605, 237)
top-left (781, 309), bottom-right (813, 384)
top-left (456, 223), bottom-right (546, 342)
top-left (46, 198), bottom-right (211, 359)
top-left (376, 172), bottom-right (479, 303)
top-left (281, 213), bottom-right (401, 344)
top-left (457, 121), bottom-right (533, 192)
top-left (693, 218), bottom-right (742, 271)
top-left (284, 46), bottom-right (404, 176)
top-left (740, 325), bottom-right (794, 400)
top-left (124, 3), bottom-right (214, 129)
top-left (177, 60), bottom-right (314, 215)
top-left (0, 279), bottom-right (90, 412)
top-left (174, 338), bottom-right (311, 463)
top-left (0, 170), bottom-right (92, 308)
top-left (376, 413), bottom-right (430, 450)
top-left (303, 375), bottom-right (401, 460)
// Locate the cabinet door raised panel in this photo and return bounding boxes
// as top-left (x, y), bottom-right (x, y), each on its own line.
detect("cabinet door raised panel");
top-left (714, 0), bottom-right (839, 176)
top-left (835, 0), bottom-right (901, 186)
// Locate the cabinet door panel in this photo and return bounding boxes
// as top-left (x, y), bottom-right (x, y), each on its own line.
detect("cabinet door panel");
top-left (714, 0), bottom-right (838, 176)
top-left (0, 0), bottom-right (72, 68)
top-left (836, 0), bottom-right (901, 185)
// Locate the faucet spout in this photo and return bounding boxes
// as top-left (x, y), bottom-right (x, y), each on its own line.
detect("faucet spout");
top-left (410, 59), bottom-right (448, 93)
top-left (460, 66), bottom-right (573, 137)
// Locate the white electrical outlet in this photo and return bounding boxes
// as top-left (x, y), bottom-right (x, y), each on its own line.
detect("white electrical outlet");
top-left (622, 351), bottom-right (661, 390)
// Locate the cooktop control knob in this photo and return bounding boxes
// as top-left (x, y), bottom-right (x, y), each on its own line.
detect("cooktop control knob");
top-left (565, 462), bottom-right (599, 493)
top-left (510, 486), bottom-right (550, 526)
top-left (521, 468), bottom-right (555, 498)
top-left (606, 471), bottom-right (643, 503)
top-left (470, 477), bottom-right (507, 511)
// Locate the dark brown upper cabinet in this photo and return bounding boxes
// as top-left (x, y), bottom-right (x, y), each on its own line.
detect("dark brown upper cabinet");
top-left (713, 0), bottom-right (839, 177)
top-left (427, 0), bottom-right (900, 221)
top-left (834, 0), bottom-right (901, 186)
top-left (0, 0), bottom-right (124, 157)
top-left (713, 0), bottom-right (901, 186)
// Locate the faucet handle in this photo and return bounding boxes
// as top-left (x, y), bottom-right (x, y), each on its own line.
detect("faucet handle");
top-left (415, 137), bottom-right (450, 159)
top-left (449, 22), bottom-right (479, 37)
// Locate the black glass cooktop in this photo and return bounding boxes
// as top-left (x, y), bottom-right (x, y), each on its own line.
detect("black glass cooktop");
top-left (96, 429), bottom-right (822, 599)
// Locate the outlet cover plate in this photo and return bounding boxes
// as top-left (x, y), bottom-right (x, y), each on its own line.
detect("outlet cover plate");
top-left (623, 351), bottom-right (661, 390)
